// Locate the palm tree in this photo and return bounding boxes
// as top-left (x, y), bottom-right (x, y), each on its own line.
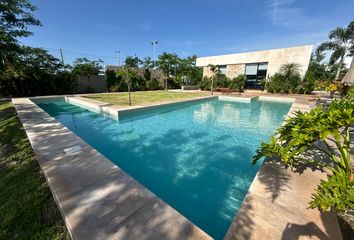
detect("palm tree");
top-left (279, 63), bottom-right (301, 94)
top-left (316, 19), bottom-right (354, 80)
top-left (208, 64), bottom-right (220, 95)
top-left (121, 65), bottom-right (135, 106)
top-left (280, 63), bottom-right (301, 79)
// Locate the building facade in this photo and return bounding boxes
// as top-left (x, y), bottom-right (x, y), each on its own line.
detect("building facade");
top-left (196, 45), bottom-right (313, 89)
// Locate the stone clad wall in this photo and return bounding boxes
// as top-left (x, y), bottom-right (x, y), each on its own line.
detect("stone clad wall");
top-left (203, 64), bottom-right (246, 79)
top-left (203, 67), bottom-right (213, 78)
top-left (226, 64), bottom-right (245, 79)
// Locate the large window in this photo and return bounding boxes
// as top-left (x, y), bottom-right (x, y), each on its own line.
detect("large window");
top-left (219, 65), bottom-right (227, 75)
top-left (245, 62), bottom-right (268, 89)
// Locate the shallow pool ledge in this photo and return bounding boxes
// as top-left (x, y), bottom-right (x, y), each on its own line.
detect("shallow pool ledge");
top-left (65, 95), bottom-right (218, 121)
top-left (224, 97), bottom-right (343, 240)
top-left (12, 97), bottom-right (212, 240)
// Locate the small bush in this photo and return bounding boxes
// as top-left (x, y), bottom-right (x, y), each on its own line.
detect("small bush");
top-left (266, 73), bottom-right (287, 93)
top-left (215, 74), bottom-right (229, 88)
top-left (198, 76), bottom-right (212, 90)
top-left (266, 63), bottom-right (305, 94)
top-left (266, 72), bottom-right (302, 93)
top-left (229, 75), bottom-right (246, 91)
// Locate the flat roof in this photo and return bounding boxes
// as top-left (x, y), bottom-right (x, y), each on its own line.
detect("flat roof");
top-left (196, 45), bottom-right (313, 67)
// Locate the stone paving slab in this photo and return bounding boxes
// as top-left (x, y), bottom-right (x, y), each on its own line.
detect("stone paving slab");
top-left (12, 97), bottom-right (212, 240)
top-left (224, 97), bottom-right (342, 240)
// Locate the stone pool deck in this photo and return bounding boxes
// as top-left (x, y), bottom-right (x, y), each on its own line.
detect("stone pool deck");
top-left (12, 94), bottom-right (343, 240)
top-left (224, 97), bottom-right (343, 240)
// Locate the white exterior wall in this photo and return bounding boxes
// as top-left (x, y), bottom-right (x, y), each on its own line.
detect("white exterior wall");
top-left (196, 45), bottom-right (313, 78)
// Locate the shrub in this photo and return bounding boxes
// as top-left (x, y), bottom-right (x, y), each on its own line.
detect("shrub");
top-left (266, 73), bottom-right (301, 94)
top-left (252, 94), bottom-right (354, 212)
top-left (266, 63), bottom-right (303, 94)
top-left (147, 78), bottom-right (161, 90)
top-left (229, 75), bottom-right (246, 91)
top-left (215, 74), bottom-right (229, 88)
top-left (198, 76), bottom-right (212, 90)
top-left (167, 77), bottom-right (182, 89)
top-left (266, 73), bottom-right (287, 93)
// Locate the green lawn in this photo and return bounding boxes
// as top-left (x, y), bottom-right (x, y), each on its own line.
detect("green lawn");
top-left (83, 90), bottom-right (209, 106)
top-left (0, 101), bottom-right (68, 240)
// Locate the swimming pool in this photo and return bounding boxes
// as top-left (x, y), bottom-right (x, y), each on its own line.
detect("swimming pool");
top-left (36, 98), bottom-right (291, 239)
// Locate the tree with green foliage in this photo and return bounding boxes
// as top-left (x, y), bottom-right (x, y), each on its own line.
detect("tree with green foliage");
top-left (252, 93), bottom-right (354, 213)
top-left (71, 57), bottom-right (103, 76)
top-left (157, 52), bottom-right (180, 90)
top-left (303, 54), bottom-right (331, 93)
top-left (124, 55), bottom-right (142, 68)
top-left (0, 0), bottom-right (41, 70)
top-left (142, 57), bottom-right (155, 69)
top-left (120, 65), bottom-right (136, 105)
top-left (207, 64), bottom-right (220, 95)
top-left (0, 46), bottom-right (74, 96)
top-left (179, 55), bottom-right (203, 86)
top-left (316, 19), bottom-right (354, 80)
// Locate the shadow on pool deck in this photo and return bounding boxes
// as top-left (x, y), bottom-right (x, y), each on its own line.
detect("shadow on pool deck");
top-left (281, 211), bottom-right (340, 240)
top-left (225, 150), bottom-right (342, 240)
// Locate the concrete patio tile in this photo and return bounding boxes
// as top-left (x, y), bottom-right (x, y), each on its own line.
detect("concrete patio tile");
top-left (114, 197), bottom-right (212, 240)
top-left (43, 152), bottom-right (119, 200)
top-left (249, 161), bottom-right (325, 213)
top-left (224, 193), bottom-right (340, 240)
top-left (60, 170), bottom-right (156, 240)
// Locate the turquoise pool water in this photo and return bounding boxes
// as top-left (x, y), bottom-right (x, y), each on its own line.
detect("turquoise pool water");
top-left (36, 98), bottom-right (291, 239)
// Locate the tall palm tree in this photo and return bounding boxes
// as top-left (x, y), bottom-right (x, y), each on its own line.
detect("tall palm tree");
top-left (316, 19), bottom-right (354, 80)
top-left (208, 64), bottom-right (220, 95)
top-left (121, 65), bottom-right (135, 106)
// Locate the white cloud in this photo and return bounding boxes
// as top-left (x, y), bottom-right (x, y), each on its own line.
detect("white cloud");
top-left (267, 0), bottom-right (314, 29)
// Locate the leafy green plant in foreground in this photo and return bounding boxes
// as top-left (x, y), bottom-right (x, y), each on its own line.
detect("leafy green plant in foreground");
top-left (252, 93), bottom-right (354, 212)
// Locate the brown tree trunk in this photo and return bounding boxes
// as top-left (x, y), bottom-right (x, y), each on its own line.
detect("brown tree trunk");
top-left (128, 82), bottom-right (131, 106)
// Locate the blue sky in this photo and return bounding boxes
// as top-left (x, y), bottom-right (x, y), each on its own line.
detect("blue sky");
top-left (21, 0), bottom-right (354, 65)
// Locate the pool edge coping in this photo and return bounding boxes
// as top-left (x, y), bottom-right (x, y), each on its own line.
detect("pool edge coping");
top-left (12, 94), bottom-right (342, 240)
top-left (12, 97), bottom-right (213, 240)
